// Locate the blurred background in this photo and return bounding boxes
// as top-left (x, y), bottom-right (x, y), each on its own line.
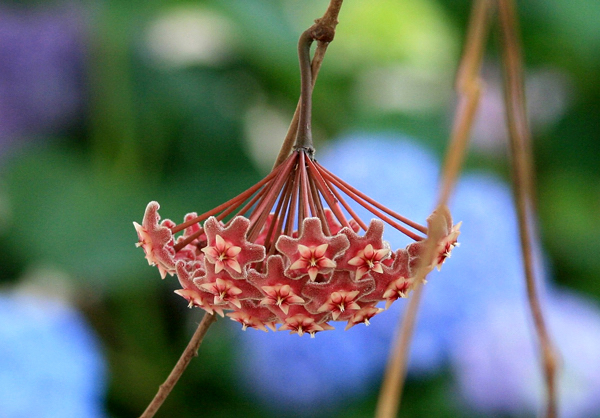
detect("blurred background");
top-left (0, 0), bottom-right (599, 417)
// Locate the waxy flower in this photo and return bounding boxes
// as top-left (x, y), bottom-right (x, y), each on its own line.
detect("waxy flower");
top-left (134, 147), bottom-right (460, 336)
top-left (260, 284), bottom-right (305, 315)
top-left (279, 314), bottom-right (334, 338)
top-left (202, 235), bottom-right (242, 273)
top-left (290, 244), bottom-right (335, 280)
top-left (348, 244), bottom-right (389, 280)
top-left (277, 217), bottom-right (348, 281)
top-left (133, 202), bottom-right (176, 279)
top-left (317, 290), bottom-right (361, 320)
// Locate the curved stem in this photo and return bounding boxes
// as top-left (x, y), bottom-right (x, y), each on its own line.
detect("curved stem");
top-left (140, 313), bottom-right (217, 418)
top-left (272, 0), bottom-right (344, 168)
top-left (294, 30), bottom-right (315, 152)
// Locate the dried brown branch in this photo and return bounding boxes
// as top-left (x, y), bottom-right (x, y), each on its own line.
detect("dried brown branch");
top-left (497, 1), bottom-right (559, 416)
top-left (140, 313), bottom-right (217, 418)
top-left (375, 1), bottom-right (493, 417)
top-left (273, 0), bottom-right (344, 168)
top-left (439, 0), bottom-right (494, 205)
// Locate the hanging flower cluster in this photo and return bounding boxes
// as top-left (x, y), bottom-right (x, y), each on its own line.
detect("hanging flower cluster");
top-left (134, 148), bottom-right (460, 337)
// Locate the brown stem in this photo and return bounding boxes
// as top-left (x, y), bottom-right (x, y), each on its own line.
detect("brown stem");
top-left (438, 0), bottom-right (493, 206)
top-left (375, 282), bottom-right (424, 418)
top-left (308, 175), bottom-right (330, 234)
top-left (497, 1), bottom-right (558, 416)
top-left (294, 31), bottom-right (315, 151)
top-left (320, 170), bottom-right (425, 241)
top-left (316, 166), bottom-right (369, 231)
top-left (375, 209), bottom-right (448, 418)
top-left (375, 1), bottom-right (493, 417)
top-left (262, 174), bottom-right (294, 252)
top-left (272, 0), bottom-right (344, 168)
top-left (140, 313), bottom-right (217, 418)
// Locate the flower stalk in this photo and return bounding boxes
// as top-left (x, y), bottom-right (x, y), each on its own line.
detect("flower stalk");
top-left (273, 0), bottom-right (344, 167)
top-left (294, 29), bottom-right (315, 153)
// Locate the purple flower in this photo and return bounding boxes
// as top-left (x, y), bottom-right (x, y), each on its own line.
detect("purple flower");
top-left (235, 320), bottom-right (387, 413)
top-left (0, 293), bottom-right (107, 417)
top-left (0, 2), bottom-right (87, 152)
top-left (450, 291), bottom-right (600, 418)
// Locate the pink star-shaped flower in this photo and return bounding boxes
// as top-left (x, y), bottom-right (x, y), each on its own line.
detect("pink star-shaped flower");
top-left (202, 234), bottom-right (242, 274)
top-left (348, 244), bottom-right (389, 280)
top-left (434, 222), bottom-right (461, 270)
top-left (193, 261), bottom-right (263, 308)
top-left (317, 290), bottom-right (361, 320)
top-left (247, 255), bottom-right (308, 316)
top-left (425, 205), bottom-right (462, 270)
top-left (260, 284), bottom-right (305, 315)
top-left (337, 219), bottom-right (391, 280)
top-left (278, 314), bottom-right (334, 338)
top-left (405, 207), bottom-right (461, 275)
top-left (359, 248), bottom-right (412, 306)
top-left (227, 300), bottom-right (278, 332)
top-left (289, 243), bottom-right (336, 281)
top-left (173, 261), bottom-right (225, 316)
top-left (202, 216), bottom-right (265, 279)
top-left (344, 305), bottom-right (384, 330)
top-left (302, 270), bottom-right (375, 320)
top-left (199, 277), bottom-right (243, 309)
top-left (276, 217), bottom-right (349, 281)
top-left (228, 311), bottom-right (269, 332)
top-left (382, 277), bottom-right (412, 309)
top-left (134, 201), bottom-right (176, 279)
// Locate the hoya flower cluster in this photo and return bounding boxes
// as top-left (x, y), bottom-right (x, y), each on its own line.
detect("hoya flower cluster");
top-left (134, 148), bottom-right (460, 337)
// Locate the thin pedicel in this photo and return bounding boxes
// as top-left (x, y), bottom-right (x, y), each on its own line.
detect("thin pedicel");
top-left (134, 149), bottom-right (460, 335)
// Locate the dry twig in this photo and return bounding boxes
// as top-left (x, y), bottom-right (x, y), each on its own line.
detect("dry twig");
top-left (375, 1), bottom-right (493, 416)
top-left (140, 313), bottom-right (217, 418)
top-left (497, 0), bottom-right (558, 415)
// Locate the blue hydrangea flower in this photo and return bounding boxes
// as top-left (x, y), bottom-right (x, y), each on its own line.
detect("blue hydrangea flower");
top-left (450, 291), bottom-right (600, 418)
top-left (313, 134), bottom-right (548, 374)
top-left (234, 319), bottom-right (387, 413)
top-left (233, 133), bottom-right (548, 411)
top-left (0, 293), bottom-right (107, 418)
